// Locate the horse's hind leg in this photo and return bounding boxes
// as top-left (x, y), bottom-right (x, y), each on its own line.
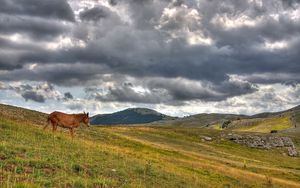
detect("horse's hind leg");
top-left (52, 122), bottom-right (58, 132)
top-left (52, 124), bottom-right (57, 132)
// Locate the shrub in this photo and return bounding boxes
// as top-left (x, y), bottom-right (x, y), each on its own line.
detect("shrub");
top-left (221, 120), bottom-right (231, 129)
top-left (16, 166), bottom-right (24, 174)
top-left (72, 164), bottom-right (84, 174)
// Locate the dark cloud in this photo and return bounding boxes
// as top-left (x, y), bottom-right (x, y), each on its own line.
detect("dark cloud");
top-left (172, 0), bottom-right (184, 7)
top-left (0, 63), bottom-right (109, 86)
top-left (0, 82), bottom-right (60, 103)
top-left (95, 83), bottom-right (164, 104)
top-left (0, 0), bottom-right (74, 42)
top-left (64, 92), bottom-right (74, 100)
top-left (0, 14), bottom-right (71, 39)
top-left (92, 77), bottom-right (257, 104)
top-left (109, 0), bottom-right (118, 6)
top-left (21, 91), bottom-right (45, 103)
top-left (0, 0), bottom-right (75, 22)
top-left (79, 6), bottom-right (111, 22)
top-left (281, 0), bottom-right (300, 8)
top-left (147, 78), bottom-right (257, 102)
top-left (0, 0), bottom-right (300, 106)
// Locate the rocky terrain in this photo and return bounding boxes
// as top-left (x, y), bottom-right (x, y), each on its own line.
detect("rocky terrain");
top-left (224, 133), bottom-right (298, 157)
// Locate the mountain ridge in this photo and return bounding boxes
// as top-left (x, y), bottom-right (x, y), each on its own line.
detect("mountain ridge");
top-left (90, 107), bottom-right (176, 125)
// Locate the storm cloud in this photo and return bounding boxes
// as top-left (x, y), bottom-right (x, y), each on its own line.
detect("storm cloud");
top-left (0, 0), bottom-right (75, 21)
top-left (0, 82), bottom-right (61, 103)
top-left (64, 92), bottom-right (74, 100)
top-left (0, 0), bottom-right (300, 114)
top-left (21, 91), bottom-right (45, 103)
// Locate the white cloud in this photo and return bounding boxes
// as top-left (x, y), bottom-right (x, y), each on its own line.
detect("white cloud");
top-left (264, 40), bottom-right (288, 50)
top-left (156, 4), bottom-right (212, 45)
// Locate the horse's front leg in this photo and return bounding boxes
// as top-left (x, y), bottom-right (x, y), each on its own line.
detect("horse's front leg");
top-left (69, 128), bottom-right (74, 138)
top-left (43, 124), bottom-right (48, 130)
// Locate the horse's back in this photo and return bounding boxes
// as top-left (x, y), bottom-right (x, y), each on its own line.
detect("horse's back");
top-left (49, 111), bottom-right (66, 122)
top-left (49, 111), bottom-right (70, 118)
top-left (48, 111), bottom-right (76, 127)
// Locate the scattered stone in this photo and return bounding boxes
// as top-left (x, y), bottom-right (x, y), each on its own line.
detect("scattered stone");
top-left (200, 135), bottom-right (213, 141)
top-left (203, 136), bottom-right (212, 141)
top-left (281, 137), bottom-right (295, 147)
top-left (225, 133), bottom-right (298, 157)
top-left (111, 169), bottom-right (117, 172)
top-left (288, 147), bottom-right (298, 157)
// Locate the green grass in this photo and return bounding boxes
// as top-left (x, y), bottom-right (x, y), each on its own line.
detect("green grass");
top-left (210, 124), bottom-right (222, 130)
top-left (0, 104), bottom-right (300, 187)
top-left (231, 116), bottom-right (293, 133)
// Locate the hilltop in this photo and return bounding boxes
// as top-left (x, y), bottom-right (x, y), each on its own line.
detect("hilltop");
top-left (91, 108), bottom-right (176, 125)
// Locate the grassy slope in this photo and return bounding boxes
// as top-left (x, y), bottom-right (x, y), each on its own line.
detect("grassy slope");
top-left (209, 115), bottom-right (293, 133)
top-left (0, 104), bottom-right (300, 187)
top-left (162, 105), bottom-right (300, 132)
top-left (232, 116), bottom-right (292, 133)
top-left (159, 114), bottom-right (246, 127)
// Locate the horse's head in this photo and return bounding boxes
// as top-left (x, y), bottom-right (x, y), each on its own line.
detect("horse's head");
top-left (82, 112), bottom-right (90, 127)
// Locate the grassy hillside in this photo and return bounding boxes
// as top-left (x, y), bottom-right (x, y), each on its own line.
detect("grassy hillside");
top-left (0, 104), bottom-right (300, 187)
top-left (160, 113), bottom-right (246, 127)
top-left (164, 105), bottom-right (300, 134)
top-left (209, 115), bottom-right (293, 133)
top-left (0, 104), bottom-right (47, 125)
top-left (91, 108), bottom-right (175, 125)
top-left (231, 116), bottom-right (292, 133)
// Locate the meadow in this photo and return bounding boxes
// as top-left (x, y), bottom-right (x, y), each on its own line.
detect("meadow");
top-left (0, 104), bottom-right (300, 188)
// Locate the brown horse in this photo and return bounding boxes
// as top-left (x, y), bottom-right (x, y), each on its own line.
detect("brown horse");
top-left (45, 111), bottom-right (90, 137)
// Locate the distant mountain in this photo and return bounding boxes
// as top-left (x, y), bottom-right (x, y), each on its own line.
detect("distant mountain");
top-left (90, 108), bottom-right (176, 125)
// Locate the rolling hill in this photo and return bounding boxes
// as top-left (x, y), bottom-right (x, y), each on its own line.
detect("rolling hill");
top-left (159, 113), bottom-right (247, 127)
top-left (0, 103), bottom-right (300, 187)
top-left (90, 108), bottom-right (176, 125)
top-left (158, 105), bottom-right (300, 134)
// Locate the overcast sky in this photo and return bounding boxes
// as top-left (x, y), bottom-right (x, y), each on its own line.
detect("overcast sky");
top-left (0, 0), bottom-right (300, 117)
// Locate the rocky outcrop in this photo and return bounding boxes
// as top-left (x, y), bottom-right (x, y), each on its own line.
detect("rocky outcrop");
top-left (225, 133), bottom-right (298, 157)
